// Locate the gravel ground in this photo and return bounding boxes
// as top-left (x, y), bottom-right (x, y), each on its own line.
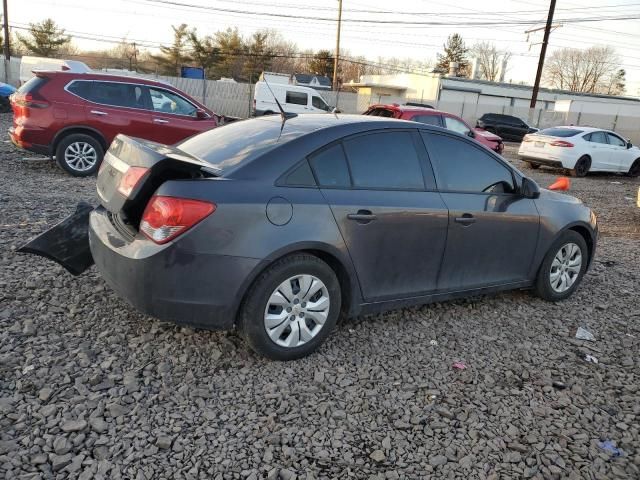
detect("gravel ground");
top-left (1, 114), bottom-right (639, 479)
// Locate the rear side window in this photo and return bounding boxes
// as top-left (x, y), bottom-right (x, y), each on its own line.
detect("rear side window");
top-left (286, 91), bottom-right (307, 105)
top-left (88, 81), bottom-right (142, 108)
top-left (343, 131), bottom-right (425, 190)
top-left (17, 76), bottom-right (49, 94)
top-left (309, 143), bottom-right (351, 188)
top-left (541, 128), bottom-right (582, 137)
top-left (423, 132), bottom-right (515, 194)
top-left (67, 80), bottom-right (92, 99)
top-left (585, 131), bottom-right (607, 144)
top-left (284, 160), bottom-right (316, 186)
top-left (411, 114), bottom-right (442, 126)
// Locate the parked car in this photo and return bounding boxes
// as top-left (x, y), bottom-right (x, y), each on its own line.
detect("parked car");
top-left (254, 81), bottom-right (333, 116)
top-left (519, 126), bottom-right (640, 177)
top-left (23, 114), bottom-right (597, 360)
top-left (0, 82), bottom-right (17, 112)
top-left (9, 71), bottom-right (220, 176)
top-left (363, 104), bottom-right (504, 154)
top-left (476, 113), bottom-right (538, 141)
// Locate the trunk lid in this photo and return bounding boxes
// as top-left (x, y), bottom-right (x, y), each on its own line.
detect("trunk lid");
top-left (97, 134), bottom-right (219, 226)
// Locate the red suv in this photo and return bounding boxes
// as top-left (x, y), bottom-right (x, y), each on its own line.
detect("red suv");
top-left (363, 104), bottom-right (504, 154)
top-left (10, 71), bottom-right (220, 176)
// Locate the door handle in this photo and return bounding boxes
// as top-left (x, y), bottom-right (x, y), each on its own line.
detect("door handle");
top-left (90, 110), bottom-right (108, 116)
top-left (347, 210), bottom-right (376, 224)
top-left (454, 214), bottom-right (476, 226)
top-left (153, 118), bottom-right (169, 124)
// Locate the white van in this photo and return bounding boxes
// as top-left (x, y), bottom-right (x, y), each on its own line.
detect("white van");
top-left (253, 82), bottom-right (332, 115)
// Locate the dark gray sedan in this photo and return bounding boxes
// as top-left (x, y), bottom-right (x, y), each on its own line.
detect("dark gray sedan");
top-left (24, 114), bottom-right (597, 360)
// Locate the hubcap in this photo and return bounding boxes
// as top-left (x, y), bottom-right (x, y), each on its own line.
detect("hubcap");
top-left (64, 142), bottom-right (97, 172)
top-left (549, 242), bottom-right (582, 293)
top-left (264, 274), bottom-right (330, 348)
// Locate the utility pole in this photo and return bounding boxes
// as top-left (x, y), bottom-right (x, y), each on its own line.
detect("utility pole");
top-left (529, 0), bottom-right (556, 108)
top-left (2, 0), bottom-right (10, 84)
top-left (332, 0), bottom-right (342, 92)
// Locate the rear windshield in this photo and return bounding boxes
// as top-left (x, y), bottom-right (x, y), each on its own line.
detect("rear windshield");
top-left (177, 118), bottom-right (309, 173)
top-left (540, 128), bottom-right (583, 137)
top-left (17, 76), bottom-right (49, 94)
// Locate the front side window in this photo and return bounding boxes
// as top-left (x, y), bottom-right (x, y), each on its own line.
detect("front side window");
top-left (342, 131), bottom-right (425, 190)
top-left (148, 87), bottom-right (197, 116)
top-left (286, 91), bottom-right (308, 106)
top-left (308, 143), bottom-right (351, 188)
top-left (312, 96), bottom-right (330, 111)
top-left (606, 132), bottom-right (626, 147)
top-left (423, 132), bottom-right (515, 194)
top-left (411, 114), bottom-right (442, 126)
top-left (444, 116), bottom-right (471, 136)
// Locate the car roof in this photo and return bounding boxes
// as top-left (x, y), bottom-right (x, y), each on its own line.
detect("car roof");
top-left (36, 70), bottom-right (174, 89)
top-left (542, 126), bottom-right (604, 134)
top-left (254, 113), bottom-right (421, 132)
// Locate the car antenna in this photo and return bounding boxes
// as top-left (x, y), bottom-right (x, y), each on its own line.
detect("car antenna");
top-left (262, 78), bottom-right (297, 134)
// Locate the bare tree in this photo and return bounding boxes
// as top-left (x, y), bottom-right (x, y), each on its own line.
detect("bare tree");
top-left (544, 46), bottom-right (624, 94)
top-left (471, 42), bottom-right (511, 81)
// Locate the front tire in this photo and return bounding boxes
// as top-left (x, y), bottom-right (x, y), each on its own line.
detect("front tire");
top-left (239, 254), bottom-right (341, 360)
top-left (571, 155), bottom-right (591, 178)
top-left (627, 159), bottom-right (640, 177)
top-left (534, 230), bottom-right (588, 301)
top-left (55, 134), bottom-right (104, 177)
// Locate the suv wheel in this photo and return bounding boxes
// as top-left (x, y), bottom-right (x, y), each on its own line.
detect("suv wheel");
top-left (55, 134), bottom-right (104, 177)
top-left (534, 230), bottom-right (588, 301)
top-left (239, 254), bottom-right (341, 360)
top-left (627, 159), bottom-right (640, 177)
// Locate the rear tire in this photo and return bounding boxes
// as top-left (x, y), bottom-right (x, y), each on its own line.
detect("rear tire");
top-left (534, 230), bottom-right (588, 302)
top-left (627, 159), bottom-right (640, 177)
top-left (0, 96), bottom-right (11, 113)
top-left (55, 134), bottom-right (104, 177)
top-left (527, 162), bottom-right (540, 170)
top-left (571, 155), bottom-right (591, 178)
top-left (239, 254), bottom-right (341, 360)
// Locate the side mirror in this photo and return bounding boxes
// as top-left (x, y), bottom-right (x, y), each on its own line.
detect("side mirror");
top-left (548, 176), bottom-right (571, 191)
top-left (521, 177), bottom-right (540, 199)
top-left (627, 141), bottom-right (632, 149)
top-left (466, 130), bottom-right (475, 138)
top-left (196, 109), bottom-right (209, 119)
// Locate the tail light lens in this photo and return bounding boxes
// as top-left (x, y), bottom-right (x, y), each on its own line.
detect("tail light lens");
top-left (550, 140), bottom-right (574, 147)
top-left (12, 93), bottom-right (50, 109)
top-left (117, 166), bottom-right (149, 197)
top-left (140, 196), bottom-right (216, 244)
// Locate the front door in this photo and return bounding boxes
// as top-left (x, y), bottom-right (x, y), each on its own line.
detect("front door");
top-left (308, 131), bottom-right (449, 302)
top-left (605, 132), bottom-right (633, 172)
top-left (421, 131), bottom-right (540, 291)
top-left (146, 86), bottom-right (216, 144)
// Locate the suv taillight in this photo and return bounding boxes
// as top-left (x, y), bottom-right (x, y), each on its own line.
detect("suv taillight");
top-left (140, 196), bottom-right (216, 244)
top-left (13, 93), bottom-right (50, 109)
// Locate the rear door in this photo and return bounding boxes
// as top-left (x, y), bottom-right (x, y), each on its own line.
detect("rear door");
top-left (584, 131), bottom-right (611, 170)
top-left (310, 130), bottom-right (449, 301)
top-left (82, 81), bottom-right (152, 146)
top-left (146, 86), bottom-right (216, 144)
top-left (421, 131), bottom-right (539, 291)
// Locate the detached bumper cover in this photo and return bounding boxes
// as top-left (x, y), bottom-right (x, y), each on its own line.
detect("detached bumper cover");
top-left (89, 207), bottom-right (259, 330)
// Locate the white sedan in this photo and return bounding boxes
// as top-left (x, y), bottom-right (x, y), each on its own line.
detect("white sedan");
top-left (518, 126), bottom-right (640, 177)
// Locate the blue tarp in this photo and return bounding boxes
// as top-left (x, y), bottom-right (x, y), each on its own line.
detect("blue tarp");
top-left (0, 82), bottom-right (17, 97)
top-left (180, 67), bottom-right (204, 79)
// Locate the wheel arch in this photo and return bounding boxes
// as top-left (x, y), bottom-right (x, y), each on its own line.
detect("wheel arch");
top-left (567, 223), bottom-right (595, 266)
top-left (231, 242), bottom-right (363, 328)
top-left (52, 126), bottom-right (108, 156)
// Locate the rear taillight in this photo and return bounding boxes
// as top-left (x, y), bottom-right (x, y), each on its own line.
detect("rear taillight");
top-left (13, 93), bottom-right (50, 108)
top-left (117, 166), bottom-right (149, 197)
top-left (140, 196), bottom-right (216, 244)
top-left (550, 140), bottom-right (574, 147)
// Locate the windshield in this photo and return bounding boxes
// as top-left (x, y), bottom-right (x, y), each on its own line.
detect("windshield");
top-left (177, 118), bottom-right (309, 174)
top-left (540, 128), bottom-right (583, 137)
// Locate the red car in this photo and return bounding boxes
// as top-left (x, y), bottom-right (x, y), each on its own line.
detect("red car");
top-left (10, 71), bottom-right (220, 176)
top-left (363, 104), bottom-right (504, 154)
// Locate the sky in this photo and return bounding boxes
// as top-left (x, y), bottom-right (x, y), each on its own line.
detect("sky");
top-left (8, 0), bottom-right (640, 96)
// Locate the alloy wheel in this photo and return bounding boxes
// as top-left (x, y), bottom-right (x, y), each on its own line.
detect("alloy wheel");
top-left (64, 142), bottom-right (98, 172)
top-left (264, 274), bottom-right (330, 348)
top-left (549, 242), bottom-right (582, 293)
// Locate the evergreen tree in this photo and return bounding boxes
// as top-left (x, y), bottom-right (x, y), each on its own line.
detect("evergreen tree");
top-left (435, 34), bottom-right (469, 76)
top-left (17, 19), bottom-right (71, 57)
top-left (151, 24), bottom-right (191, 75)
